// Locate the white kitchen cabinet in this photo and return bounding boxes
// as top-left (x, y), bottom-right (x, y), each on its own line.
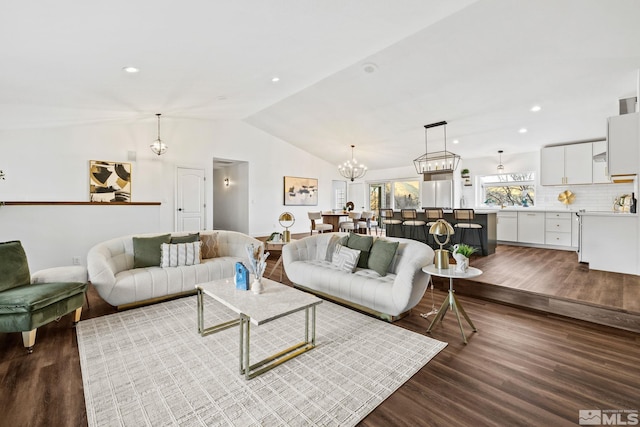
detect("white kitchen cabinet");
top-left (540, 142), bottom-right (593, 185)
top-left (544, 212), bottom-right (573, 247)
top-left (497, 211), bottom-right (517, 241)
top-left (580, 213), bottom-right (638, 275)
top-left (607, 112), bottom-right (639, 177)
top-left (517, 211), bottom-right (545, 244)
top-left (592, 140), bottom-right (611, 184)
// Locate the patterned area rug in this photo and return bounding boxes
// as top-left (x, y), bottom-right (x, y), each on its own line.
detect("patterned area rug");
top-left (77, 296), bottom-right (446, 426)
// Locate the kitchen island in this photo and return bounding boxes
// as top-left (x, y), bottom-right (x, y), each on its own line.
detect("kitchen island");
top-left (385, 210), bottom-right (496, 256)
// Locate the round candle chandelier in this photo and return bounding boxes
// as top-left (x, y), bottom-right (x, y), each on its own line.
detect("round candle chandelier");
top-left (338, 145), bottom-right (367, 182)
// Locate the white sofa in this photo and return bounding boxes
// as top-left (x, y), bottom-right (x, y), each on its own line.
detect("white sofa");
top-left (87, 230), bottom-right (261, 308)
top-left (282, 233), bottom-right (434, 321)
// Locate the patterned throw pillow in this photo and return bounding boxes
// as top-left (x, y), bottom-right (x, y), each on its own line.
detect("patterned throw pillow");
top-left (160, 242), bottom-right (202, 267)
top-left (331, 244), bottom-right (361, 273)
top-left (200, 233), bottom-right (218, 259)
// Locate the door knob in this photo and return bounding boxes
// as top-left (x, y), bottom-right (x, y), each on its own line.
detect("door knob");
top-left (178, 208), bottom-right (183, 211)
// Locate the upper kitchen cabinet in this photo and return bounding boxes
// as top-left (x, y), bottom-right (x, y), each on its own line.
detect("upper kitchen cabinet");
top-left (592, 140), bottom-right (611, 184)
top-left (540, 142), bottom-right (592, 185)
top-left (607, 112), bottom-right (639, 177)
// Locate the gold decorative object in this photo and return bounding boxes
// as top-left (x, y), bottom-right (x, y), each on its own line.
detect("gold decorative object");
top-left (558, 190), bottom-right (575, 206)
top-left (279, 212), bottom-right (295, 242)
top-left (429, 219), bottom-right (455, 269)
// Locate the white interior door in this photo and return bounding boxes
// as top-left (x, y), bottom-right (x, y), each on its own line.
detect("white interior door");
top-left (176, 167), bottom-right (205, 231)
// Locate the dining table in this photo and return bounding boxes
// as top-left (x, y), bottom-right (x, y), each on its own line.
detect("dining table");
top-left (321, 211), bottom-right (349, 232)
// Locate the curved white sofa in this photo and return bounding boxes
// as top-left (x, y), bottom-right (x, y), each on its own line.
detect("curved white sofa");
top-left (87, 230), bottom-right (261, 308)
top-left (283, 233), bottom-right (434, 321)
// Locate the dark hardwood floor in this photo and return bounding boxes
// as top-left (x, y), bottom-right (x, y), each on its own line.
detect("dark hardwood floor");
top-left (1, 235), bottom-right (639, 426)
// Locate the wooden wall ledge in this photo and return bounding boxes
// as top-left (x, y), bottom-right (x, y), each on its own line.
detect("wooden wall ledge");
top-left (1, 201), bottom-right (161, 206)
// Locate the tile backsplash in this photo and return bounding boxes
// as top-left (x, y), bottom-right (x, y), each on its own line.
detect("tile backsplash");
top-left (536, 182), bottom-right (635, 211)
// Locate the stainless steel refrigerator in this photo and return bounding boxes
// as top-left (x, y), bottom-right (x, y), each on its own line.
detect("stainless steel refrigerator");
top-left (421, 180), bottom-right (453, 208)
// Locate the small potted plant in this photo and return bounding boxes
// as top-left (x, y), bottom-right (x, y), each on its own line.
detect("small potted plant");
top-left (461, 168), bottom-right (470, 178)
top-left (450, 243), bottom-right (477, 272)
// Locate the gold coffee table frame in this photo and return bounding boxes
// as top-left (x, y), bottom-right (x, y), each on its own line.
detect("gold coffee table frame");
top-left (196, 277), bottom-right (322, 380)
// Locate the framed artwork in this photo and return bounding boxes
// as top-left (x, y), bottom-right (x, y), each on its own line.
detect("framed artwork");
top-left (89, 160), bottom-right (132, 202)
top-left (283, 176), bottom-right (318, 206)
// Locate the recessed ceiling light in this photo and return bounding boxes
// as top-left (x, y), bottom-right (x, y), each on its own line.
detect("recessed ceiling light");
top-left (519, 128), bottom-right (528, 134)
top-left (452, 139), bottom-right (459, 144)
top-left (122, 66), bottom-right (139, 73)
top-left (271, 77), bottom-right (280, 83)
top-left (530, 105), bottom-right (541, 112)
top-left (362, 63), bottom-right (378, 73)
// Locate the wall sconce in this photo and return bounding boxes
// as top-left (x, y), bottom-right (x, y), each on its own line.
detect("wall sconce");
top-left (224, 178), bottom-right (230, 187)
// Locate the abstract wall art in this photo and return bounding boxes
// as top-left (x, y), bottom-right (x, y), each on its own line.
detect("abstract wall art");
top-left (283, 176), bottom-right (318, 206)
top-left (89, 160), bottom-right (132, 202)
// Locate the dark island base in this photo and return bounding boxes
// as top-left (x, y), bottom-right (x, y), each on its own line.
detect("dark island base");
top-left (385, 211), bottom-right (496, 256)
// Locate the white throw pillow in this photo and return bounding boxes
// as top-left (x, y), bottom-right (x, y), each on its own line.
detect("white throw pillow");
top-left (331, 244), bottom-right (361, 273)
top-left (160, 241), bottom-right (202, 267)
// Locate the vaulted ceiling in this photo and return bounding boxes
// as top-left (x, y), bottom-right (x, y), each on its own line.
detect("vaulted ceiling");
top-left (2, 1), bottom-right (639, 170)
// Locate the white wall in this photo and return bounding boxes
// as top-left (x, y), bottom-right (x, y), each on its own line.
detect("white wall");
top-left (0, 118), bottom-right (335, 270)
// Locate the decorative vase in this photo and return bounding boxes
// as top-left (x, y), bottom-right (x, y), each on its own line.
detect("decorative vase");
top-left (454, 256), bottom-right (469, 273)
top-left (251, 277), bottom-right (264, 295)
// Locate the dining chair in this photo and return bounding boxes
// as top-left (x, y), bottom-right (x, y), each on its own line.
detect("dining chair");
top-left (308, 211), bottom-right (332, 235)
top-left (357, 211), bottom-right (378, 235)
top-left (340, 211), bottom-right (361, 232)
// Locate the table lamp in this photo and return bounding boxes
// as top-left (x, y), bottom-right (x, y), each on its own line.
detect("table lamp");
top-left (279, 212), bottom-right (295, 242)
top-left (429, 219), bottom-right (455, 269)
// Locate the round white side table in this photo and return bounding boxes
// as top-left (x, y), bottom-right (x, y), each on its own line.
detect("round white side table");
top-left (422, 265), bottom-right (483, 344)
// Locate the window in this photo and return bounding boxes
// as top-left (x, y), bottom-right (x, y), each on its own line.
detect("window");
top-left (480, 172), bottom-right (535, 207)
top-left (368, 179), bottom-right (421, 211)
top-left (369, 183), bottom-right (391, 211)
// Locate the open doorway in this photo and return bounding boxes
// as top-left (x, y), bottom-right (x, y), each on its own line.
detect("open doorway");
top-left (212, 158), bottom-right (249, 233)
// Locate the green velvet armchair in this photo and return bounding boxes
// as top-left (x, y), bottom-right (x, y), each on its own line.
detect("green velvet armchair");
top-left (0, 240), bottom-right (88, 353)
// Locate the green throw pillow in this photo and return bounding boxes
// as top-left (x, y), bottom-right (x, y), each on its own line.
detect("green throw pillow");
top-left (133, 234), bottom-right (171, 268)
top-left (170, 232), bottom-right (200, 244)
top-left (368, 239), bottom-right (400, 277)
top-left (0, 240), bottom-right (31, 292)
top-left (346, 233), bottom-right (373, 269)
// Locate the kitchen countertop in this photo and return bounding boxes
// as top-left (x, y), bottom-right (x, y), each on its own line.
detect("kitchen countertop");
top-left (577, 211), bottom-right (637, 217)
top-left (476, 207), bottom-right (577, 213)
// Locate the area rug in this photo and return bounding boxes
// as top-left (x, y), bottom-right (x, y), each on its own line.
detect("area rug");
top-left (77, 296), bottom-right (446, 426)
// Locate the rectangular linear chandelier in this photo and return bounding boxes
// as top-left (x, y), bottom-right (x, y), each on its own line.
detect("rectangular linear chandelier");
top-left (413, 120), bottom-right (460, 174)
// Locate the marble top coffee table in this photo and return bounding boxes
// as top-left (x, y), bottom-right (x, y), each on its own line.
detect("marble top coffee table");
top-left (196, 277), bottom-right (323, 379)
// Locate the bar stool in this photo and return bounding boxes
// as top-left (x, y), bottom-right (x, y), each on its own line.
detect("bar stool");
top-left (340, 211), bottom-right (361, 232)
top-left (308, 211), bottom-right (332, 235)
top-left (380, 209), bottom-right (401, 236)
top-left (401, 209), bottom-right (427, 242)
top-left (453, 209), bottom-right (484, 255)
top-left (424, 208), bottom-right (444, 248)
